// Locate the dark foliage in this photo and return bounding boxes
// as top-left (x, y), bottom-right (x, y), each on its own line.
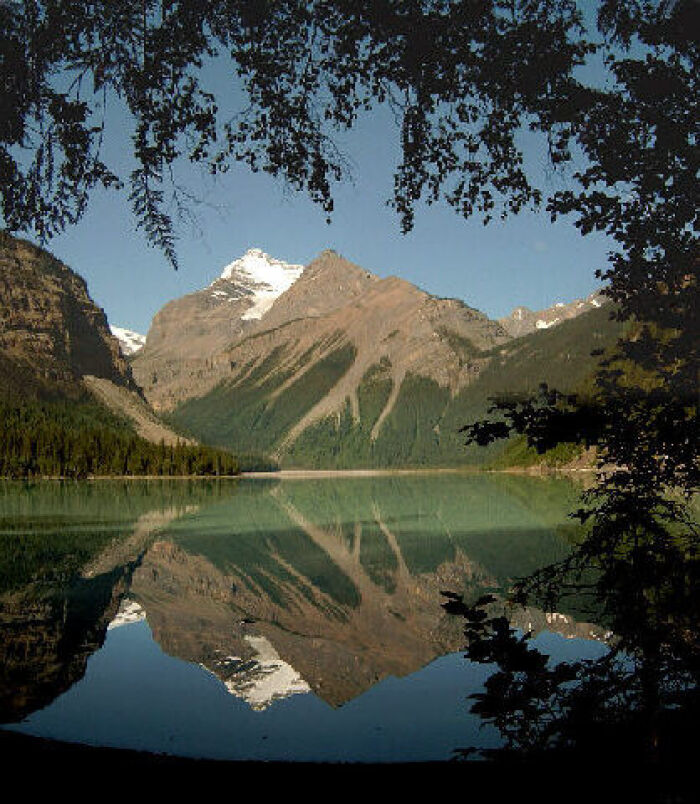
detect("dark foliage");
top-left (444, 2), bottom-right (698, 787)
top-left (0, 399), bottom-right (241, 477)
top-left (0, 0), bottom-right (623, 264)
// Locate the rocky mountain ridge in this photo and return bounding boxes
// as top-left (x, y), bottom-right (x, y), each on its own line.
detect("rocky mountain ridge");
top-left (0, 234), bottom-right (136, 397)
top-left (499, 290), bottom-right (606, 338)
top-left (132, 247), bottom-right (620, 466)
top-left (132, 248), bottom-right (510, 431)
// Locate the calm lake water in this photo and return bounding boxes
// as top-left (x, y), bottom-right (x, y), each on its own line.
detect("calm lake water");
top-left (0, 475), bottom-right (609, 762)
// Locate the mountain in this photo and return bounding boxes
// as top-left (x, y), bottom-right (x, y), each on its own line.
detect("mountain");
top-left (0, 233), bottom-right (136, 398)
top-left (134, 248), bottom-right (622, 468)
top-left (218, 247), bottom-right (305, 319)
top-left (110, 326), bottom-right (146, 356)
top-left (0, 233), bottom-right (191, 443)
top-left (0, 234), bottom-right (246, 477)
top-left (499, 290), bottom-right (606, 338)
top-left (132, 248), bottom-right (509, 413)
top-left (131, 248), bottom-right (305, 410)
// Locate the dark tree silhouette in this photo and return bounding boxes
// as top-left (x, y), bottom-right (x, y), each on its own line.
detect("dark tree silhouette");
top-left (0, 1), bottom-right (622, 262)
top-left (443, 4), bottom-right (698, 789)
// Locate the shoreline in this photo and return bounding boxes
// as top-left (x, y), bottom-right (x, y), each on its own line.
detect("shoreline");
top-left (0, 464), bottom-right (596, 481)
top-left (241, 467), bottom-right (483, 479)
top-left (0, 730), bottom-right (689, 798)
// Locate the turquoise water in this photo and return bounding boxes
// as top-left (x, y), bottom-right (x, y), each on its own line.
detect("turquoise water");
top-left (0, 476), bottom-right (608, 761)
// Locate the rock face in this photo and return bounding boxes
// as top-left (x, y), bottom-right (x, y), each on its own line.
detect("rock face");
top-left (499, 290), bottom-right (606, 338)
top-left (0, 235), bottom-right (192, 446)
top-left (132, 248), bottom-right (306, 410)
top-left (0, 233), bottom-right (137, 396)
top-left (132, 248), bottom-right (510, 448)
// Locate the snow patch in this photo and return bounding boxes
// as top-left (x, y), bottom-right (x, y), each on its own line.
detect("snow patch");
top-left (213, 634), bottom-right (310, 710)
top-left (108, 599), bottom-right (146, 630)
top-left (110, 325), bottom-right (146, 355)
top-left (535, 318), bottom-right (559, 329)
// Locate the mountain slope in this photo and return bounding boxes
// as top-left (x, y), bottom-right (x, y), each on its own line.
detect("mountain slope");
top-left (151, 250), bottom-right (513, 462)
top-left (82, 375), bottom-right (194, 446)
top-left (0, 234), bottom-right (245, 477)
top-left (132, 248), bottom-right (306, 410)
top-left (287, 303), bottom-right (624, 467)
top-left (151, 248), bottom-right (622, 467)
top-left (170, 302), bottom-right (622, 467)
top-left (0, 233), bottom-right (188, 447)
top-left (0, 233), bottom-right (136, 399)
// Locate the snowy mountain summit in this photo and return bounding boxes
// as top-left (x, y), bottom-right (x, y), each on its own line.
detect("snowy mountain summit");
top-left (213, 248), bottom-right (304, 321)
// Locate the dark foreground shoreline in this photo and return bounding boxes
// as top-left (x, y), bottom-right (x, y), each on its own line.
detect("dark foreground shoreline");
top-left (1, 730), bottom-right (692, 801)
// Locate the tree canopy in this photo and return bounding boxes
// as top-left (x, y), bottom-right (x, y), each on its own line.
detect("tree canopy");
top-left (3, 2), bottom-right (696, 298)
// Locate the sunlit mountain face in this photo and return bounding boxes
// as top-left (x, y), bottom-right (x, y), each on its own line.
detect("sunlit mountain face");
top-left (0, 476), bottom-right (609, 760)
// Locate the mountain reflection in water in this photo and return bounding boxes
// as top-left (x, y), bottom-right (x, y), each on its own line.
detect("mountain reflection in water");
top-left (0, 476), bottom-right (609, 761)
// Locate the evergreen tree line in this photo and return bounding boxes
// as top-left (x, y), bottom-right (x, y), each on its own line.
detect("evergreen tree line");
top-left (0, 400), bottom-right (241, 478)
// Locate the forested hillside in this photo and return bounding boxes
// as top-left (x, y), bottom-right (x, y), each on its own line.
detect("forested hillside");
top-left (0, 234), bottom-right (248, 478)
top-left (170, 304), bottom-right (624, 468)
top-left (0, 396), bottom-right (242, 479)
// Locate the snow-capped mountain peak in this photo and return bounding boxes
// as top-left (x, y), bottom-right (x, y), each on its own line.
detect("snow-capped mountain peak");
top-left (500, 290), bottom-right (607, 338)
top-left (110, 325), bottom-right (146, 355)
top-left (215, 248), bottom-right (305, 320)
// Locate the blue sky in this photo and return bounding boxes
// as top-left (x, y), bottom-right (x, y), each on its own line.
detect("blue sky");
top-left (25, 58), bottom-right (614, 336)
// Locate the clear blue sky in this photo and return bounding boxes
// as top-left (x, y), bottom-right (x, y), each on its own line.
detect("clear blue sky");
top-left (25, 60), bottom-right (614, 336)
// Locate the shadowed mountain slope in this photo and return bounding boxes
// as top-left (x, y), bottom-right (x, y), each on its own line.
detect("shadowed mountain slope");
top-left (0, 233), bottom-right (136, 400)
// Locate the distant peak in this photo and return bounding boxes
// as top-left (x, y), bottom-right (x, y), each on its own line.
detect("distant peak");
top-left (110, 325), bottom-right (146, 355)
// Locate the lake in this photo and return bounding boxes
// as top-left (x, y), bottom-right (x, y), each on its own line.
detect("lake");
top-left (0, 474), bottom-right (610, 762)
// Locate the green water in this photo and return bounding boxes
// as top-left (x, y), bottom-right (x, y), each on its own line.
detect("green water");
top-left (0, 474), bottom-right (604, 761)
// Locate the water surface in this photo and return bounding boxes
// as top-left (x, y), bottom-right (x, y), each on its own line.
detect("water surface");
top-left (0, 475), bottom-right (608, 761)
